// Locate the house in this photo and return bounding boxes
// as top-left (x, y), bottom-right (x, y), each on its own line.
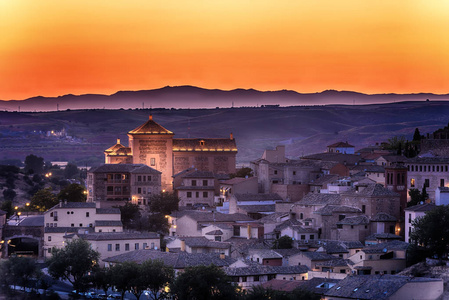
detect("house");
top-left (265, 218), bottom-right (318, 242)
top-left (224, 263), bottom-right (309, 290)
top-left (323, 274), bottom-right (443, 300)
top-left (228, 193), bottom-right (282, 218)
top-left (327, 142), bottom-right (355, 154)
top-left (347, 240), bottom-right (409, 275)
top-left (349, 165), bottom-right (385, 184)
top-left (166, 236), bottom-right (231, 255)
top-left (86, 164), bottom-right (161, 208)
top-left (172, 210), bottom-right (256, 237)
top-left (288, 251), bottom-right (336, 270)
top-left (219, 176), bottom-right (258, 203)
top-left (64, 231), bottom-right (160, 265)
top-left (262, 277), bottom-right (341, 298)
top-left (104, 115), bottom-right (237, 191)
top-left (248, 249), bottom-right (283, 266)
top-left (103, 249), bottom-right (237, 275)
top-left (174, 170), bottom-right (216, 207)
top-left (309, 174), bottom-right (340, 194)
top-left (333, 215), bottom-right (370, 242)
top-left (406, 157), bottom-right (449, 201)
top-left (435, 186), bottom-right (449, 205)
top-left (404, 203), bottom-right (436, 243)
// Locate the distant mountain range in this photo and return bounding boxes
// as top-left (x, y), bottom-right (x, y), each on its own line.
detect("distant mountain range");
top-left (1, 85), bottom-right (448, 111)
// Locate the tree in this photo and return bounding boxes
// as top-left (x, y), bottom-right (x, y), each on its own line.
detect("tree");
top-left (57, 183), bottom-right (87, 202)
top-left (47, 238), bottom-right (100, 293)
top-left (109, 261), bottom-right (141, 300)
top-left (3, 188), bottom-right (16, 201)
top-left (24, 154), bottom-right (44, 174)
top-left (384, 136), bottom-right (406, 152)
top-left (118, 202), bottom-right (141, 229)
top-left (230, 167), bottom-right (253, 179)
top-left (408, 188), bottom-right (429, 207)
top-left (0, 200), bottom-right (13, 218)
top-left (30, 187), bottom-right (58, 211)
top-left (413, 128), bottom-right (422, 142)
top-left (410, 205), bottom-right (449, 262)
top-left (64, 163), bottom-right (79, 179)
top-left (170, 265), bottom-right (239, 300)
top-left (0, 257), bottom-right (39, 293)
top-left (90, 266), bottom-right (113, 298)
top-left (140, 259), bottom-right (174, 300)
top-left (272, 235), bottom-right (293, 249)
top-left (141, 213), bottom-right (170, 234)
top-left (149, 192), bottom-right (180, 215)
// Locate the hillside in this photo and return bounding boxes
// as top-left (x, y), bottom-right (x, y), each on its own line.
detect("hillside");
top-left (1, 101), bottom-right (449, 165)
top-left (1, 85), bottom-right (449, 111)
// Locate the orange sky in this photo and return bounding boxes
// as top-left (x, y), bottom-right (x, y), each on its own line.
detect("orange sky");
top-left (1, 0), bottom-right (449, 100)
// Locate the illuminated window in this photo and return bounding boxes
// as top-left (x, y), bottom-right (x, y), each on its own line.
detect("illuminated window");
top-left (200, 140), bottom-right (205, 146)
top-left (410, 178), bottom-right (415, 187)
top-left (150, 158), bottom-right (156, 166)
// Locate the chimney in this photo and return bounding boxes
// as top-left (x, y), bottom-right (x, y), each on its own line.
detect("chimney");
top-left (180, 240), bottom-right (186, 252)
top-left (117, 138), bottom-right (120, 144)
top-left (59, 200), bottom-right (63, 208)
top-left (64, 200), bottom-right (67, 205)
top-left (230, 132), bottom-right (233, 140)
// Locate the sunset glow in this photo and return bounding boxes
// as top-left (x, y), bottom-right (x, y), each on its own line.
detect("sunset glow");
top-left (1, 0), bottom-right (449, 99)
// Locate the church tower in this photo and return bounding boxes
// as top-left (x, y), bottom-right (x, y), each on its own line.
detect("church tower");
top-left (127, 115), bottom-right (174, 191)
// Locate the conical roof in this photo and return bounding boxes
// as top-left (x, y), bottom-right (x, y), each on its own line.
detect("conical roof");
top-left (128, 115), bottom-right (174, 135)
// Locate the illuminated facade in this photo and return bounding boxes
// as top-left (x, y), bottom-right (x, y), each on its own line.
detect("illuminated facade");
top-left (105, 115), bottom-right (237, 191)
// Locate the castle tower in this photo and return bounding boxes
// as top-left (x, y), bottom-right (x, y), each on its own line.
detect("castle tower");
top-left (385, 164), bottom-right (408, 219)
top-left (127, 115), bottom-right (174, 191)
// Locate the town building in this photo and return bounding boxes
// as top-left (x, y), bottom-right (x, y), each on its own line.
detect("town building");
top-left (86, 164), bottom-right (161, 208)
top-left (104, 115), bottom-right (237, 191)
top-left (327, 141), bottom-right (355, 154)
top-left (174, 170), bottom-right (216, 207)
top-left (404, 203), bottom-right (436, 243)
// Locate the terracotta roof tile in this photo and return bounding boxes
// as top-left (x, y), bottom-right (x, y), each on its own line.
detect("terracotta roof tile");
top-left (128, 115), bottom-right (173, 135)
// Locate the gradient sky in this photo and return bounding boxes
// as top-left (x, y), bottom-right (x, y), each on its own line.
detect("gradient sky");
top-left (1, 0), bottom-right (449, 100)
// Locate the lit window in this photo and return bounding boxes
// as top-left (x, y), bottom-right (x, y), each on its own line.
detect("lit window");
top-left (410, 178), bottom-right (415, 187)
top-left (150, 158), bottom-right (156, 166)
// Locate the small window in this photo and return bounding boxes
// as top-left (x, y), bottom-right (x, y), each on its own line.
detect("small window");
top-left (254, 275), bottom-right (260, 282)
top-left (135, 243), bottom-right (139, 250)
top-left (71, 224), bottom-right (74, 227)
top-left (50, 212), bottom-right (53, 217)
top-left (150, 158), bottom-right (156, 166)
top-left (196, 192), bottom-right (199, 198)
top-left (108, 244), bottom-right (112, 251)
top-left (151, 242), bottom-right (155, 249)
top-left (241, 276), bottom-right (247, 283)
top-left (125, 243), bottom-right (130, 251)
top-left (203, 192), bottom-right (208, 198)
top-left (293, 171), bottom-right (296, 175)
top-left (192, 180), bottom-right (197, 186)
top-left (79, 223), bottom-right (83, 227)
top-left (148, 176), bottom-right (152, 181)
top-left (138, 176), bottom-right (142, 182)
top-left (274, 170), bottom-right (278, 175)
top-left (143, 243), bottom-right (148, 249)
top-left (115, 244), bottom-right (120, 251)
top-left (200, 140), bottom-right (205, 146)
top-left (86, 212), bottom-right (90, 217)
top-left (203, 180), bottom-right (208, 186)
top-left (410, 178), bottom-right (415, 187)
top-left (138, 187), bottom-right (142, 193)
top-left (187, 192), bottom-right (192, 198)
top-left (425, 179), bottom-right (430, 188)
top-left (48, 236), bottom-right (51, 241)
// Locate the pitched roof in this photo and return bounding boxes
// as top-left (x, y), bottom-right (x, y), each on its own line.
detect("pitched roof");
top-left (344, 183), bottom-right (399, 197)
top-left (77, 232), bottom-right (159, 241)
top-left (298, 193), bottom-right (341, 206)
top-left (182, 211), bottom-right (254, 222)
top-left (173, 138), bottom-right (237, 152)
top-left (337, 215), bottom-right (370, 226)
top-left (48, 202), bottom-right (96, 211)
top-left (309, 174), bottom-right (340, 186)
top-left (370, 212), bottom-right (397, 222)
top-left (328, 142), bottom-right (355, 148)
top-left (89, 164), bottom-right (161, 174)
top-left (248, 249), bottom-right (283, 259)
top-left (261, 279), bottom-right (306, 292)
top-left (351, 165), bottom-right (385, 173)
top-left (234, 193), bottom-right (282, 202)
top-left (299, 251), bottom-right (336, 261)
top-left (221, 177), bottom-right (255, 185)
top-left (316, 258), bottom-right (353, 267)
top-left (96, 208), bottom-right (121, 214)
top-left (314, 205), bottom-right (361, 216)
top-left (128, 115), bottom-right (173, 135)
top-left (224, 265), bottom-right (309, 277)
top-left (95, 220), bottom-right (123, 227)
top-left (362, 240), bottom-right (410, 253)
top-left (238, 205), bottom-right (276, 214)
top-left (177, 237), bottom-right (231, 249)
top-left (17, 215), bottom-right (44, 227)
top-left (365, 233), bottom-right (402, 241)
top-left (404, 203), bottom-right (436, 212)
top-left (182, 170), bottom-right (215, 178)
top-left (301, 153), bottom-right (362, 166)
top-left (104, 250), bottom-right (237, 268)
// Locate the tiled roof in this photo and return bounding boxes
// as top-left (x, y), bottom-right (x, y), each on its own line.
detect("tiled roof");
top-left (315, 240), bottom-right (364, 254)
top-left (362, 240), bottom-right (409, 253)
top-left (404, 203), bottom-right (436, 212)
top-left (301, 153), bottom-right (362, 166)
top-left (337, 215), bottom-right (369, 226)
top-left (176, 186), bottom-right (215, 190)
top-left (257, 212), bottom-right (290, 224)
top-left (344, 183), bottom-right (399, 197)
top-left (49, 202), bottom-right (96, 210)
top-left (316, 258), bottom-right (352, 267)
top-left (350, 165), bottom-right (385, 173)
top-left (370, 212), bottom-right (397, 222)
top-left (298, 193), bottom-right (341, 206)
top-left (221, 177), bottom-right (254, 185)
top-left (105, 141), bottom-right (126, 153)
top-left (128, 115), bottom-right (173, 135)
top-left (95, 220), bottom-right (123, 227)
top-left (324, 274), bottom-right (433, 299)
top-left (314, 205), bottom-right (361, 216)
top-left (224, 265), bottom-right (309, 277)
top-left (238, 204), bottom-right (276, 213)
top-left (182, 170), bottom-right (215, 178)
top-left (249, 249), bottom-right (283, 259)
top-left (205, 230), bottom-right (223, 235)
top-left (261, 279), bottom-right (306, 292)
top-left (96, 208), bottom-right (121, 214)
top-left (328, 142), bottom-right (355, 148)
top-left (104, 250), bottom-right (236, 268)
top-left (77, 232), bottom-right (159, 241)
top-left (89, 164), bottom-right (161, 174)
top-left (365, 233), bottom-right (402, 241)
top-left (45, 227), bottom-right (93, 233)
top-left (173, 138), bottom-right (237, 152)
top-left (309, 174), bottom-right (340, 186)
top-left (406, 156), bottom-right (449, 164)
top-left (299, 251), bottom-right (336, 261)
top-left (178, 237), bottom-right (231, 249)
top-left (183, 211), bottom-right (254, 222)
top-left (233, 193), bottom-right (283, 202)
